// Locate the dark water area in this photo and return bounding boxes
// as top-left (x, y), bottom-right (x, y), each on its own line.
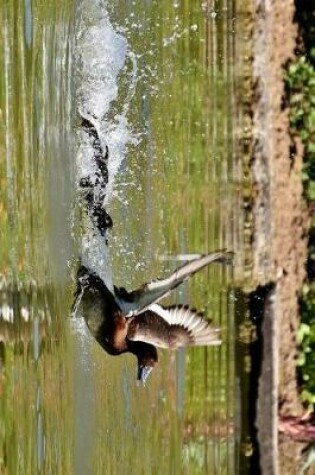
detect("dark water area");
top-left (0, 0), bottom-right (256, 473)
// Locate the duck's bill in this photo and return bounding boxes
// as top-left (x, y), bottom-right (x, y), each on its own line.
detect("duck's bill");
top-left (137, 365), bottom-right (153, 385)
top-left (70, 287), bottom-right (84, 318)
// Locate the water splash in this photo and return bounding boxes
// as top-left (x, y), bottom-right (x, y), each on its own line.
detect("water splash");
top-left (75, 0), bottom-right (137, 199)
top-left (74, 0), bottom-right (138, 287)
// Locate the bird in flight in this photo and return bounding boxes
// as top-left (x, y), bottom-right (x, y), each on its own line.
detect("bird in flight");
top-left (71, 250), bottom-right (232, 384)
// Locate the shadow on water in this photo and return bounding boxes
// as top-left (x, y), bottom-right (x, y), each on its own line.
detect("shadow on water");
top-left (234, 285), bottom-right (276, 474)
top-left (0, 0), bottom-right (260, 473)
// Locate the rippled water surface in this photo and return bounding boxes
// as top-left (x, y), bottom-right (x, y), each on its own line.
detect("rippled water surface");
top-left (0, 0), bottom-right (74, 473)
top-left (0, 0), bottom-right (248, 473)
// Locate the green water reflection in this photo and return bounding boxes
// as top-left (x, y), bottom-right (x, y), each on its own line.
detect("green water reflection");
top-left (0, 0), bottom-right (247, 474)
top-left (0, 0), bottom-right (74, 473)
top-left (102, 1), bottom-right (238, 473)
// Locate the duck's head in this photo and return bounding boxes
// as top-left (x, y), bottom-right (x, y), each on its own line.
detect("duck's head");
top-left (131, 342), bottom-right (158, 385)
top-left (76, 265), bottom-right (104, 289)
top-left (71, 265), bottom-right (108, 318)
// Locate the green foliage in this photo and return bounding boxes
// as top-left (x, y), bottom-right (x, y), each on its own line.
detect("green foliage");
top-left (297, 286), bottom-right (315, 405)
top-left (286, 57), bottom-right (315, 197)
top-left (286, 56), bottom-right (315, 407)
top-left (294, 2), bottom-right (315, 69)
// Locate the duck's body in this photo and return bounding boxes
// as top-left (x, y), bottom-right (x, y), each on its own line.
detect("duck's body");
top-left (77, 270), bottom-right (128, 355)
top-left (72, 250), bottom-right (232, 383)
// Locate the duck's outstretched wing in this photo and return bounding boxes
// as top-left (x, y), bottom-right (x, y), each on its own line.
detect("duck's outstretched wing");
top-left (127, 303), bottom-right (221, 349)
top-left (115, 250), bottom-right (232, 317)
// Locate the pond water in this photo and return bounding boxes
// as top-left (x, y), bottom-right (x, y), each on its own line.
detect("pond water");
top-left (0, 0), bottom-right (251, 473)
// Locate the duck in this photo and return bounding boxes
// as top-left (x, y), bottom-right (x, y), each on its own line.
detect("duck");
top-left (71, 250), bottom-right (232, 384)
